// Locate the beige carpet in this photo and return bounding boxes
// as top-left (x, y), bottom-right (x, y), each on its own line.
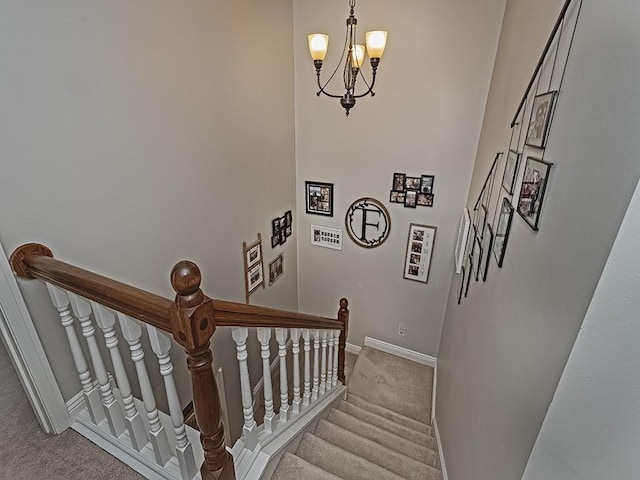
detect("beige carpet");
top-left (271, 347), bottom-right (441, 480)
top-left (0, 341), bottom-right (143, 480)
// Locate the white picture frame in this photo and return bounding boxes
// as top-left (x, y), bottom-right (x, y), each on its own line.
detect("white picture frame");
top-left (403, 223), bottom-right (437, 284)
top-left (454, 208), bottom-right (471, 274)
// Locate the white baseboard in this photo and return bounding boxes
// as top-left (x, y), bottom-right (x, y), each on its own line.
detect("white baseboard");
top-left (345, 342), bottom-right (362, 355)
top-left (363, 337), bottom-right (437, 367)
top-left (432, 416), bottom-right (449, 480)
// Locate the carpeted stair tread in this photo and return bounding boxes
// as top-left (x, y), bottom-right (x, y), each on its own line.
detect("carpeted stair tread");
top-left (296, 432), bottom-right (405, 480)
top-left (271, 452), bottom-right (343, 480)
top-left (326, 408), bottom-right (441, 469)
top-left (314, 420), bottom-right (443, 480)
top-left (347, 346), bottom-right (433, 424)
top-left (335, 400), bottom-right (438, 450)
top-left (347, 393), bottom-right (434, 436)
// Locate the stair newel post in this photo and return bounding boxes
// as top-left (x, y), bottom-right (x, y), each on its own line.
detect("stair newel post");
top-left (337, 298), bottom-right (350, 385)
top-left (169, 261), bottom-right (235, 480)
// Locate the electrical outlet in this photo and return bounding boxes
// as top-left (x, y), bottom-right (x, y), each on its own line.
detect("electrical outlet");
top-left (398, 324), bottom-right (406, 337)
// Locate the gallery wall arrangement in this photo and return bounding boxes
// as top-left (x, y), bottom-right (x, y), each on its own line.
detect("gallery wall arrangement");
top-left (389, 172), bottom-right (435, 208)
top-left (271, 210), bottom-right (293, 248)
top-left (456, 0), bottom-right (584, 304)
top-left (242, 233), bottom-right (265, 303)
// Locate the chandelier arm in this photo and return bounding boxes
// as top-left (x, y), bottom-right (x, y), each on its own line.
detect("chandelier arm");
top-left (315, 79), bottom-right (346, 99)
top-left (352, 71), bottom-right (377, 98)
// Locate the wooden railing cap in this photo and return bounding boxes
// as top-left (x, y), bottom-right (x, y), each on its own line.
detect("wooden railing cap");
top-left (10, 243), bottom-right (53, 279)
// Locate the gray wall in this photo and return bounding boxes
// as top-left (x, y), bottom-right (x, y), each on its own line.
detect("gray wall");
top-left (293, 0), bottom-right (506, 356)
top-left (522, 179), bottom-right (640, 479)
top-left (0, 0), bottom-right (298, 441)
top-left (436, 0), bottom-right (640, 478)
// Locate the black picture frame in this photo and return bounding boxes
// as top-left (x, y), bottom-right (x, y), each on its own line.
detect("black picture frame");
top-left (404, 190), bottom-right (418, 208)
top-left (405, 176), bottom-right (421, 191)
top-left (502, 150), bottom-right (520, 195)
top-left (493, 198), bottom-right (514, 267)
top-left (268, 253), bottom-right (284, 286)
top-left (417, 193), bottom-right (434, 207)
top-left (392, 173), bottom-right (406, 191)
top-left (271, 236), bottom-right (279, 248)
top-left (473, 236), bottom-right (483, 281)
top-left (525, 91), bottom-right (558, 149)
top-left (458, 265), bottom-right (465, 304)
top-left (285, 210), bottom-right (292, 227)
top-left (476, 205), bottom-right (488, 239)
top-left (517, 156), bottom-right (553, 231)
top-left (305, 181), bottom-right (334, 216)
top-left (482, 223), bottom-right (493, 281)
top-left (465, 253), bottom-right (473, 297)
top-left (389, 190), bottom-right (405, 203)
top-left (420, 175), bottom-right (435, 194)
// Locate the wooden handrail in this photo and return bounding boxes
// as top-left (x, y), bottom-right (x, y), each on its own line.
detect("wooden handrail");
top-left (10, 243), bottom-right (349, 480)
top-left (9, 243), bottom-right (343, 332)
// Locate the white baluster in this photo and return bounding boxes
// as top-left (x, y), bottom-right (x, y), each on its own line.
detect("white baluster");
top-left (91, 302), bottom-right (147, 450)
top-left (46, 285), bottom-right (105, 424)
top-left (257, 328), bottom-right (275, 433)
top-left (311, 330), bottom-right (320, 402)
top-left (290, 328), bottom-right (302, 415)
top-left (326, 330), bottom-right (334, 393)
top-left (275, 328), bottom-right (289, 423)
top-left (231, 327), bottom-right (258, 450)
top-left (118, 313), bottom-right (171, 466)
top-left (302, 329), bottom-right (311, 408)
top-left (319, 330), bottom-right (328, 396)
top-left (332, 330), bottom-right (340, 386)
top-left (68, 293), bottom-right (124, 437)
top-left (147, 326), bottom-right (197, 480)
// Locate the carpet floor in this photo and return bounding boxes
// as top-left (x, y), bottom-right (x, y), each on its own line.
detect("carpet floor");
top-left (270, 346), bottom-right (442, 480)
top-left (0, 341), bottom-right (143, 480)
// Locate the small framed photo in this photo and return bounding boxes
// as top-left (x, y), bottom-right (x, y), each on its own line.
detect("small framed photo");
top-left (502, 150), bottom-right (520, 195)
top-left (403, 224), bottom-right (437, 284)
top-left (285, 210), bottom-right (293, 228)
top-left (458, 265), bottom-right (465, 304)
top-left (472, 236), bottom-right (483, 281)
top-left (272, 217), bottom-right (281, 235)
top-left (279, 228), bottom-right (287, 245)
top-left (454, 208), bottom-right (471, 274)
top-left (481, 223), bottom-right (493, 281)
top-left (271, 236), bottom-right (279, 248)
top-left (417, 193), bottom-right (434, 207)
top-left (247, 263), bottom-right (264, 293)
top-left (268, 254), bottom-right (284, 286)
top-left (405, 176), bottom-right (421, 191)
top-left (404, 190), bottom-right (418, 208)
top-left (392, 173), bottom-right (406, 191)
top-left (305, 181), bottom-right (334, 216)
top-left (465, 253), bottom-right (473, 297)
top-left (420, 175), bottom-right (435, 194)
top-left (246, 241), bottom-right (262, 268)
top-left (525, 91), bottom-right (557, 149)
top-left (517, 157), bottom-right (553, 231)
top-left (493, 198), bottom-right (514, 267)
top-left (389, 191), bottom-right (405, 203)
top-left (476, 205), bottom-right (487, 238)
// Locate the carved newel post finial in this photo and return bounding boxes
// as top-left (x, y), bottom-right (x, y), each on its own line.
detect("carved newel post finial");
top-left (337, 298), bottom-right (350, 385)
top-left (169, 261), bottom-right (235, 480)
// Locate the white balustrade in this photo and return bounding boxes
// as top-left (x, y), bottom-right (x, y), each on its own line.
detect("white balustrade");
top-left (231, 327), bottom-right (258, 450)
top-left (91, 302), bottom-right (147, 451)
top-left (319, 330), bottom-right (328, 396)
top-left (326, 331), bottom-right (334, 393)
top-left (147, 326), bottom-right (197, 480)
top-left (46, 285), bottom-right (105, 425)
top-left (256, 327), bottom-right (275, 433)
top-left (68, 293), bottom-right (125, 438)
top-left (275, 328), bottom-right (289, 423)
top-left (332, 330), bottom-right (340, 386)
top-left (302, 329), bottom-right (312, 407)
top-left (290, 328), bottom-right (302, 415)
top-left (311, 330), bottom-right (320, 402)
top-left (118, 313), bottom-right (171, 467)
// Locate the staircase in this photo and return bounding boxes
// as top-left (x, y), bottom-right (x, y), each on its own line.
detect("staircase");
top-left (270, 347), bottom-right (443, 480)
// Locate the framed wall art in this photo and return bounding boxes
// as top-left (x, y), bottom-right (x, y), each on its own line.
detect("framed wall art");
top-left (525, 91), bottom-right (557, 149)
top-left (345, 197), bottom-right (391, 248)
top-left (517, 157), bottom-right (552, 231)
top-left (389, 191), bottom-right (405, 204)
top-left (389, 172), bottom-right (435, 208)
top-left (472, 236), bottom-right (482, 281)
top-left (392, 172), bottom-right (406, 191)
top-left (403, 223), bottom-right (437, 284)
top-left (493, 198), bottom-right (514, 268)
top-left (458, 265), bottom-right (465, 304)
top-left (454, 207), bottom-right (471, 274)
top-left (271, 209), bottom-right (293, 247)
top-left (268, 254), bottom-right (284, 286)
top-left (502, 150), bottom-right (520, 195)
top-left (481, 223), bottom-right (493, 281)
top-left (476, 205), bottom-right (488, 239)
top-left (465, 253), bottom-right (473, 297)
top-left (420, 175), bottom-right (435, 194)
top-left (305, 181), bottom-right (333, 216)
top-left (404, 190), bottom-right (418, 208)
top-left (243, 234), bottom-right (265, 303)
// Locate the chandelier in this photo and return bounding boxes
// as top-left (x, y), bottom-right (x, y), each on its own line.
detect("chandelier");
top-left (308, 0), bottom-right (388, 116)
